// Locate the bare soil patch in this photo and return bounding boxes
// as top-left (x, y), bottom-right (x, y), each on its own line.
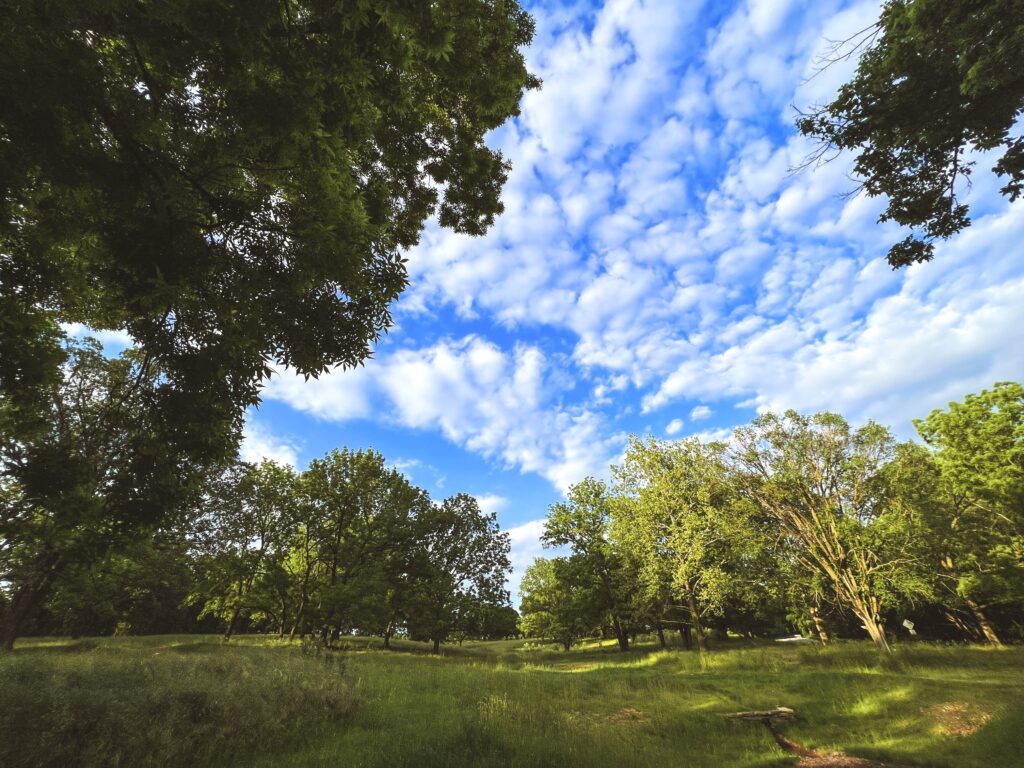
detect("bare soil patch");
top-left (924, 701), bottom-right (991, 737)
top-left (608, 707), bottom-right (648, 725)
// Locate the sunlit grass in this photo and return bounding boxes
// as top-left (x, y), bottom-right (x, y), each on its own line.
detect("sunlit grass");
top-left (3, 635), bottom-right (1022, 767)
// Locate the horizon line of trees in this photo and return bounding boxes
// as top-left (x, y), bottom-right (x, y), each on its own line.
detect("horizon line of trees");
top-left (7, 446), bottom-right (519, 650)
top-left (520, 382), bottom-right (1023, 653)
top-left (0, 340), bottom-right (517, 651)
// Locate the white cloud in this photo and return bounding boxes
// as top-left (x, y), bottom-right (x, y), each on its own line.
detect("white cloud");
top-left (690, 405), bottom-right (713, 421)
top-left (240, 419), bottom-right (300, 467)
top-left (506, 518), bottom-right (550, 605)
top-left (263, 336), bottom-right (622, 492)
top-left (474, 494), bottom-right (511, 517)
top-left (643, 204), bottom-right (1024, 435)
top-left (260, 0), bottom-right (1021, 501)
top-left (61, 323), bottom-right (134, 350)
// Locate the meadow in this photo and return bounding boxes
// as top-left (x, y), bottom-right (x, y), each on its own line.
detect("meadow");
top-left (2, 635), bottom-right (1021, 768)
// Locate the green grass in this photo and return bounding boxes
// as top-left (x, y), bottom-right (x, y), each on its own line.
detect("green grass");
top-left (0, 636), bottom-right (356, 768)
top-left (2, 635), bottom-right (1022, 767)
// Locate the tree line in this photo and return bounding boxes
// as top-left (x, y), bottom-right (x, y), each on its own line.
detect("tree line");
top-left (0, 340), bottom-right (515, 651)
top-left (520, 382), bottom-right (1024, 652)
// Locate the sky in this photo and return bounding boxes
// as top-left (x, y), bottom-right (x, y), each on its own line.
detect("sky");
top-left (232, 0), bottom-right (1021, 601)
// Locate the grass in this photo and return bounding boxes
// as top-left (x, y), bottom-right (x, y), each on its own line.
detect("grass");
top-left (0, 636), bottom-right (356, 768)
top-left (2, 634), bottom-right (1022, 767)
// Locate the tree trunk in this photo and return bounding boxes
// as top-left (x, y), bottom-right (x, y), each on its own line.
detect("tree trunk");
top-left (562, 639), bottom-right (571, 651)
top-left (277, 594), bottom-right (288, 637)
top-left (657, 626), bottom-right (667, 648)
top-left (863, 619), bottom-right (890, 652)
top-left (943, 609), bottom-right (978, 640)
top-left (0, 552), bottom-right (61, 652)
top-left (383, 624), bottom-right (393, 650)
top-left (685, 590), bottom-right (708, 652)
top-left (223, 606), bottom-right (242, 642)
top-left (853, 602), bottom-right (890, 653)
top-left (432, 637), bottom-right (441, 654)
top-left (810, 606), bottom-right (830, 645)
top-left (963, 598), bottom-right (1002, 646)
top-left (679, 625), bottom-right (692, 650)
top-left (612, 615), bottom-right (629, 651)
top-left (0, 579), bottom-right (52, 652)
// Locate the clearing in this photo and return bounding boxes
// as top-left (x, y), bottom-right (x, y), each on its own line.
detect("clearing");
top-left (1, 635), bottom-right (1021, 767)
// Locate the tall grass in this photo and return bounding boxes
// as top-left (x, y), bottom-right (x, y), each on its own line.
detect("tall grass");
top-left (3, 636), bottom-right (1022, 768)
top-left (0, 638), bottom-right (356, 768)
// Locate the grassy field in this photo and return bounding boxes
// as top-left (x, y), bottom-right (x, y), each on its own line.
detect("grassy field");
top-left (1, 634), bottom-right (1021, 767)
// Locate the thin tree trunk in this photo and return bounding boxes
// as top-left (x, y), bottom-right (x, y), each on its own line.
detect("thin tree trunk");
top-left (612, 615), bottom-right (630, 651)
top-left (943, 609), bottom-right (978, 640)
top-left (223, 606), bottom-right (242, 641)
top-left (657, 626), bottom-right (667, 648)
top-left (432, 637), bottom-right (441, 654)
top-left (963, 598), bottom-right (1002, 646)
top-left (289, 593), bottom-right (307, 640)
top-left (810, 606), bottom-right (830, 645)
top-left (679, 625), bottom-right (692, 650)
top-left (685, 590), bottom-right (708, 652)
top-left (277, 594), bottom-right (288, 637)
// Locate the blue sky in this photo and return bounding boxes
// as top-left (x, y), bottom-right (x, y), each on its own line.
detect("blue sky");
top-left (235, 0), bottom-right (1024, 600)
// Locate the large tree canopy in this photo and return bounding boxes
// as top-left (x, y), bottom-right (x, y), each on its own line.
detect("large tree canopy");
top-left (797, 0), bottom-right (1024, 267)
top-left (0, 0), bottom-right (538, 425)
top-left (0, 2), bottom-right (535, 650)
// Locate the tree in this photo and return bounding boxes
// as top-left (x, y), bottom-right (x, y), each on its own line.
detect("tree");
top-left (474, 604), bottom-right (521, 641)
top-left (404, 493), bottom-right (510, 654)
top-left (0, 339), bottom-right (233, 650)
top-left (300, 449), bottom-right (421, 640)
top-left (0, 2), bottom-right (539, 578)
top-left (910, 382), bottom-right (1024, 644)
top-left (731, 412), bottom-right (927, 651)
top-left (543, 478), bottom-right (635, 651)
top-left (1, 0), bottom-right (537, 392)
top-left (189, 461), bottom-right (297, 641)
top-left (518, 557), bottom-right (601, 650)
top-left (612, 437), bottom-right (734, 651)
top-left (797, 0), bottom-right (1024, 267)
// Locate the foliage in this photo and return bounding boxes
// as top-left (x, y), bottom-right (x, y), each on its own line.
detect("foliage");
top-left (7, 381), bottom-right (1024, 653)
top-left (544, 478), bottom-right (635, 650)
top-left (0, 338), bottom-right (234, 648)
top-left (188, 461), bottom-right (298, 639)
top-left (518, 557), bottom-right (601, 650)
top-left (731, 412), bottom-right (928, 650)
top-left (797, 0), bottom-right (1024, 267)
top-left (0, 0), bottom-right (539, 403)
top-left (612, 436), bottom-right (755, 650)
top-left (0, 0), bottom-right (537, 642)
top-left (298, 448), bottom-right (423, 638)
top-left (910, 382), bottom-right (1024, 643)
top-left (404, 493), bottom-right (511, 652)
